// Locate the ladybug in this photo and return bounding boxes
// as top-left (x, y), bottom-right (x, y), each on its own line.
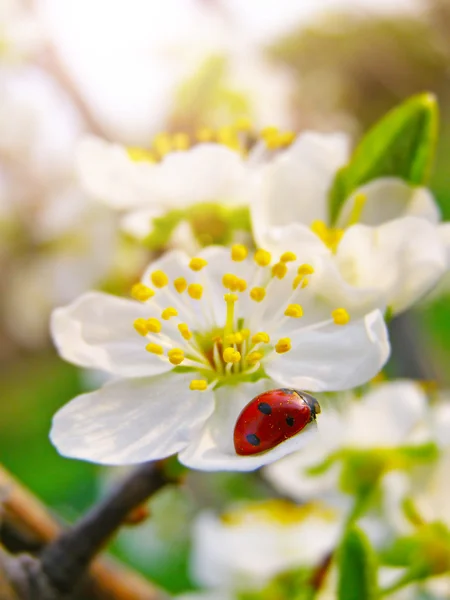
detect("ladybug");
top-left (233, 388), bottom-right (320, 456)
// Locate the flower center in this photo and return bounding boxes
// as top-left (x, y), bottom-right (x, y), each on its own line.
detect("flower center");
top-left (131, 245), bottom-right (351, 392)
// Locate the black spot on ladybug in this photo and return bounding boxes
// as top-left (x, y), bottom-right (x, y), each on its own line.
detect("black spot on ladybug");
top-left (246, 433), bottom-right (261, 446)
top-left (257, 402), bottom-right (272, 415)
top-left (285, 416), bottom-right (295, 427)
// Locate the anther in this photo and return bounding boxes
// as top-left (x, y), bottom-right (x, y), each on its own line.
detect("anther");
top-left (332, 308), bottom-right (350, 325)
top-left (223, 348), bottom-right (241, 363)
top-left (272, 262), bottom-right (288, 279)
top-left (151, 270), bottom-right (169, 288)
top-left (127, 147), bottom-right (155, 162)
top-left (131, 283), bottom-right (155, 302)
top-left (146, 318), bottom-right (162, 333)
top-left (246, 351), bottom-right (263, 365)
top-left (188, 284), bottom-right (203, 300)
top-left (297, 264), bottom-right (314, 276)
top-left (224, 292), bottom-right (238, 303)
top-left (152, 132), bottom-right (172, 156)
top-left (284, 304), bottom-right (303, 318)
top-left (146, 343), bottom-right (164, 355)
top-left (240, 329), bottom-right (250, 339)
top-left (196, 127), bottom-right (214, 142)
top-left (254, 249), bottom-right (271, 267)
top-left (278, 131), bottom-right (295, 147)
top-left (167, 348), bottom-right (185, 365)
top-left (280, 251), bottom-right (297, 263)
top-left (252, 332), bottom-right (270, 344)
top-left (236, 278), bottom-right (247, 292)
top-left (275, 338), bottom-right (292, 354)
top-left (161, 307), bottom-right (178, 320)
top-left (235, 116), bottom-right (252, 131)
top-left (178, 323), bottom-right (192, 340)
top-left (250, 287), bottom-right (266, 302)
top-left (172, 132), bottom-right (190, 151)
top-left (223, 273), bottom-right (238, 290)
top-left (174, 277), bottom-right (187, 294)
top-left (189, 257), bottom-right (208, 271)
top-left (231, 244), bottom-right (248, 262)
top-left (133, 318), bottom-right (148, 336)
top-left (190, 380), bottom-right (208, 391)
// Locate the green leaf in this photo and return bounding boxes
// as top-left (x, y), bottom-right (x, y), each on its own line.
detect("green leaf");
top-left (329, 93), bottom-right (438, 223)
top-left (338, 526), bottom-right (379, 600)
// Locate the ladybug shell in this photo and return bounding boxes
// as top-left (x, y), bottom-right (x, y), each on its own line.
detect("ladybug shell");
top-left (233, 388), bottom-right (313, 456)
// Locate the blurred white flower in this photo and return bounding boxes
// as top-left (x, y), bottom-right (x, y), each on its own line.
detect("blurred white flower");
top-left (0, 0), bottom-right (43, 63)
top-left (251, 132), bottom-right (448, 316)
top-left (50, 244), bottom-right (389, 471)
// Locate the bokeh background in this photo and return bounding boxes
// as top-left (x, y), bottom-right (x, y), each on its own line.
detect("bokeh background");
top-left (1, 0), bottom-right (450, 593)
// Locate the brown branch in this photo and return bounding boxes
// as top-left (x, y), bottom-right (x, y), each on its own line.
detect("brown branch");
top-left (0, 463), bottom-right (169, 599)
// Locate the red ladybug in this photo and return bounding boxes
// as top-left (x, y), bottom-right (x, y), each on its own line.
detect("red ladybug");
top-left (233, 388), bottom-right (320, 456)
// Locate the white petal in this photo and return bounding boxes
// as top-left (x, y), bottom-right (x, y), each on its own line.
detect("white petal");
top-left (76, 136), bottom-right (159, 209)
top-left (336, 216), bottom-right (447, 314)
top-left (51, 292), bottom-right (172, 377)
top-left (337, 178), bottom-right (440, 227)
top-left (156, 144), bottom-right (248, 206)
top-left (266, 310), bottom-right (390, 391)
top-left (253, 222), bottom-right (330, 260)
top-left (438, 222), bottom-right (450, 265)
top-left (251, 131), bottom-right (350, 243)
top-left (120, 208), bottom-right (163, 240)
top-left (179, 381), bottom-right (319, 472)
top-left (50, 372), bottom-right (215, 465)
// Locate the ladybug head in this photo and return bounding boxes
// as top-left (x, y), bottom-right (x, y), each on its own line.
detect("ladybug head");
top-left (297, 391), bottom-right (321, 420)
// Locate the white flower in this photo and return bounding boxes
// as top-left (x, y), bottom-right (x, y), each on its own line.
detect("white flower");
top-left (190, 499), bottom-right (341, 591)
top-left (265, 380), bottom-right (431, 503)
top-left (50, 244), bottom-right (389, 471)
top-left (251, 132), bottom-right (448, 315)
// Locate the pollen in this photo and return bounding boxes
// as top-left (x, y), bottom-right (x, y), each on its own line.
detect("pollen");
top-left (161, 307), bottom-right (178, 320)
top-left (174, 277), bottom-right (187, 293)
top-left (280, 251), bottom-right (297, 263)
top-left (151, 270), bottom-right (169, 288)
top-left (146, 343), bottom-right (164, 355)
top-left (231, 244), bottom-right (248, 261)
top-left (250, 287), bottom-right (266, 302)
top-left (189, 257), bottom-right (208, 271)
top-left (190, 379), bottom-right (208, 391)
top-left (188, 283), bottom-right (203, 300)
top-left (275, 338), bottom-right (292, 354)
top-left (254, 249), bottom-right (271, 267)
top-left (167, 348), bottom-right (185, 365)
top-left (284, 304), bottom-right (303, 318)
top-left (131, 283), bottom-right (155, 302)
top-left (223, 273), bottom-right (238, 290)
top-left (133, 318), bottom-right (149, 336)
top-left (332, 308), bottom-right (350, 325)
top-left (298, 264), bottom-right (314, 276)
top-left (246, 351), bottom-right (263, 365)
top-left (178, 323), bottom-right (192, 340)
top-left (223, 348), bottom-right (241, 363)
top-left (236, 278), bottom-right (247, 292)
top-left (146, 318), bottom-right (162, 333)
top-left (252, 332), bottom-right (270, 344)
top-left (225, 332), bottom-right (243, 345)
top-left (272, 262), bottom-right (288, 279)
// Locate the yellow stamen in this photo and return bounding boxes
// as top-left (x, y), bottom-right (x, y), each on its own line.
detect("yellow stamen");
top-left (196, 127), bottom-right (214, 142)
top-left (225, 332), bottom-right (243, 345)
top-left (146, 343), bottom-right (164, 355)
top-left (188, 283), bottom-right (203, 300)
top-left (127, 147), bottom-right (155, 162)
top-left (254, 249), bottom-right (271, 267)
top-left (224, 293), bottom-right (238, 303)
top-left (332, 308), bottom-right (350, 325)
top-left (298, 264), bottom-right (314, 276)
top-left (246, 351), bottom-right (263, 365)
top-left (190, 379), bottom-right (208, 391)
top-left (292, 275), bottom-right (302, 290)
top-left (250, 287), bottom-right (266, 302)
top-left (223, 348), bottom-right (241, 363)
top-left (217, 126), bottom-right (240, 151)
top-left (223, 273), bottom-right (238, 290)
top-left (236, 278), bottom-right (247, 292)
top-left (348, 193), bottom-right (367, 226)
top-left (280, 251), bottom-right (297, 263)
top-left (275, 338), bottom-right (292, 354)
top-left (161, 307), bottom-right (178, 320)
top-left (178, 323), bottom-right (192, 340)
top-left (311, 220), bottom-right (344, 253)
top-left (240, 329), bottom-right (250, 340)
top-left (272, 262), bottom-right (287, 279)
top-left (131, 283), bottom-right (155, 302)
top-left (151, 270), bottom-right (169, 288)
top-left (167, 348), bottom-right (185, 365)
top-left (172, 132), bottom-right (189, 151)
top-left (146, 318), bottom-right (162, 333)
top-left (284, 304), bottom-right (303, 318)
top-left (223, 293), bottom-right (238, 347)
top-left (301, 277), bottom-right (309, 289)
top-left (278, 131), bottom-right (296, 147)
top-left (235, 116), bottom-right (252, 131)
top-left (133, 318), bottom-right (148, 336)
top-left (153, 132), bottom-right (172, 157)
top-left (231, 244), bottom-right (248, 261)
top-left (252, 332), bottom-right (270, 344)
top-left (174, 277), bottom-right (187, 294)
top-left (189, 257), bottom-right (208, 271)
